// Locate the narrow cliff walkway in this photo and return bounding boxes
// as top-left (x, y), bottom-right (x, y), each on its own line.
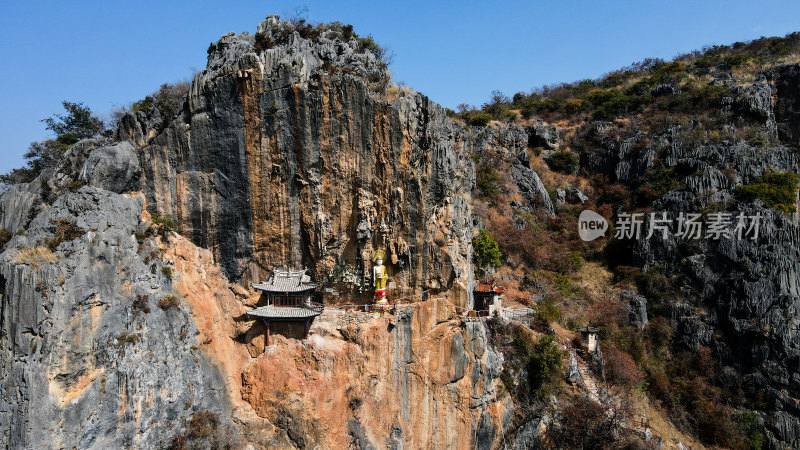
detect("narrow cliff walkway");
top-left (575, 357), bottom-right (601, 402)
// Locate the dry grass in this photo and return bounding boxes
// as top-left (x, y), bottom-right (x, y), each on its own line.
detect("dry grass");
top-left (380, 82), bottom-right (416, 103)
top-left (573, 261), bottom-right (615, 300)
top-left (628, 393), bottom-right (705, 449)
top-left (12, 246), bottom-right (57, 270)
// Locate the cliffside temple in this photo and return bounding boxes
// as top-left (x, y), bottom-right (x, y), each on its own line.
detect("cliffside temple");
top-left (248, 269), bottom-right (322, 348)
top-left (5, 9), bottom-right (800, 450)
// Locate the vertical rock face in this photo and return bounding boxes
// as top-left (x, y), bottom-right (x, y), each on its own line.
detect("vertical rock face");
top-left (125, 19), bottom-right (477, 306)
top-left (0, 17), bottom-right (518, 448)
top-left (774, 63), bottom-right (800, 146)
top-left (239, 299), bottom-right (507, 449)
top-left (0, 188), bottom-right (231, 449)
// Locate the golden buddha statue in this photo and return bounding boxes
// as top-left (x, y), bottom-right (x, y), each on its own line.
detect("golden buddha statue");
top-left (373, 250), bottom-right (388, 304)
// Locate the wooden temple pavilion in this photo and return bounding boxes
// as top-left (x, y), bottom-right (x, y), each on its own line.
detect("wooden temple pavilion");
top-left (248, 269), bottom-right (323, 347)
top-left (473, 279), bottom-right (505, 316)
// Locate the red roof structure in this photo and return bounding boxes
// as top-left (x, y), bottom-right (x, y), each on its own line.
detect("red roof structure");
top-left (475, 279), bottom-right (504, 294)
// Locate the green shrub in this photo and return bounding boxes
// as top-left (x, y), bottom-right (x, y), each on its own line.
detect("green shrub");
top-left (162, 266), bottom-right (175, 278)
top-left (545, 151), bottom-right (578, 174)
top-left (553, 273), bottom-right (578, 296)
top-left (592, 94), bottom-right (648, 120)
top-left (692, 85), bottom-right (729, 110)
top-left (568, 251), bottom-right (584, 272)
top-left (724, 53), bottom-right (752, 68)
top-left (472, 229), bottom-right (502, 269)
top-left (356, 34), bottom-right (392, 67)
top-left (152, 215), bottom-right (177, 229)
top-left (581, 89), bottom-right (620, 107)
top-left (633, 166), bottom-right (685, 205)
top-left (735, 172), bottom-right (800, 213)
top-left (115, 333), bottom-right (141, 346)
top-left (341, 24), bottom-right (354, 40)
top-left (2, 102), bottom-right (103, 185)
top-left (527, 334), bottom-right (564, 398)
top-left (502, 110), bottom-right (518, 122)
top-left (468, 113), bottom-right (492, 127)
top-left (476, 164), bottom-right (501, 198)
top-left (534, 296), bottom-right (561, 323)
top-left (735, 411), bottom-right (764, 450)
top-left (131, 82), bottom-right (189, 128)
top-left (563, 98), bottom-right (589, 114)
top-left (151, 214), bottom-right (179, 237)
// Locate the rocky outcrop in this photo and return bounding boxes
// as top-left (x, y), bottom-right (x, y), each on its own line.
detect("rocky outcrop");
top-left (80, 141), bottom-right (141, 193)
top-left (0, 16), bottom-right (545, 448)
top-left (622, 290), bottom-right (648, 330)
top-left (121, 17), bottom-right (476, 307)
top-left (527, 120), bottom-right (560, 149)
top-left (240, 299), bottom-right (507, 449)
top-left (565, 186), bottom-right (588, 204)
top-left (610, 71), bottom-right (800, 446)
top-left (729, 80), bottom-right (777, 137)
top-left (0, 187), bottom-right (234, 448)
top-left (8, 13), bottom-right (800, 450)
top-left (774, 63), bottom-right (800, 146)
top-left (581, 127), bottom-right (655, 182)
top-left (512, 163), bottom-right (555, 216)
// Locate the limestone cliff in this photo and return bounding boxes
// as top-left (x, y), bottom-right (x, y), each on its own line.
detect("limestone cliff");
top-left (240, 300), bottom-right (507, 449)
top-left (11, 13), bottom-right (800, 450)
top-left (0, 183), bottom-right (233, 448)
top-left (120, 17), bottom-right (480, 307)
top-left (0, 16), bottom-right (531, 449)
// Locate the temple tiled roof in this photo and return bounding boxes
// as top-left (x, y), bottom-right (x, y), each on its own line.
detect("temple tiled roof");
top-left (475, 280), bottom-right (504, 294)
top-left (252, 269), bottom-right (317, 293)
top-left (247, 305), bottom-right (322, 319)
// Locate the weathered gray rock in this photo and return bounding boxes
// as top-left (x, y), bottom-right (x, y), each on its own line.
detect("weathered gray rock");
top-left (527, 120), bottom-right (559, 149)
top-left (0, 187), bottom-right (233, 448)
top-left (581, 130), bottom-right (655, 182)
top-left (774, 63), bottom-right (800, 146)
top-left (555, 188), bottom-right (566, 210)
top-left (80, 141), bottom-right (141, 193)
top-left (650, 84), bottom-right (680, 96)
top-left (729, 81), bottom-right (777, 138)
top-left (622, 290), bottom-right (648, 329)
top-left (567, 352), bottom-right (580, 384)
top-left (614, 71), bottom-right (800, 444)
top-left (565, 186), bottom-right (588, 204)
top-left (511, 163), bottom-right (554, 216)
top-left (510, 416), bottom-right (544, 449)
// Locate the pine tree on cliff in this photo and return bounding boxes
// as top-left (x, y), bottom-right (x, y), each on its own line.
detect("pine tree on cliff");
top-left (1, 101), bottom-right (104, 186)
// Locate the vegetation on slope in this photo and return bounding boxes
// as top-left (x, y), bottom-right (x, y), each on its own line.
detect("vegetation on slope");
top-left (467, 32), bottom-right (800, 448)
top-left (1, 101), bottom-right (105, 185)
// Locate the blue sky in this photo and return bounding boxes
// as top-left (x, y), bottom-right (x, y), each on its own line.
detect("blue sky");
top-left (2, 1), bottom-right (800, 174)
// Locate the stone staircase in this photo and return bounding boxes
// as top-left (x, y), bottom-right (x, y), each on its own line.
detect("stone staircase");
top-left (576, 356), bottom-right (601, 402)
